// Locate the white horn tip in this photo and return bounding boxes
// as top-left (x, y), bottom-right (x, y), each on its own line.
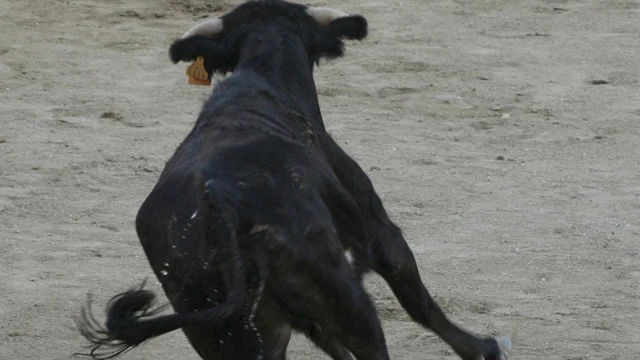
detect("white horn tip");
top-left (181, 18), bottom-right (224, 39)
top-left (307, 7), bottom-right (348, 26)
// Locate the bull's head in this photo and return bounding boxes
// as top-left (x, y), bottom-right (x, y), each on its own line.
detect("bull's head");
top-left (169, 0), bottom-right (367, 75)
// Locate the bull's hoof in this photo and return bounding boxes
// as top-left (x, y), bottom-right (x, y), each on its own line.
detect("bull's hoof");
top-left (477, 336), bottom-right (511, 360)
top-left (495, 336), bottom-right (511, 359)
top-left (486, 336), bottom-right (511, 360)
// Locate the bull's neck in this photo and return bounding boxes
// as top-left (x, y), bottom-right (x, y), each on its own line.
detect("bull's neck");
top-left (236, 30), bottom-right (323, 121)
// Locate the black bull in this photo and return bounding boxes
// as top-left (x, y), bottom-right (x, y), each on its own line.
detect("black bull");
top-left (76, 1), bottom-right (511, 359)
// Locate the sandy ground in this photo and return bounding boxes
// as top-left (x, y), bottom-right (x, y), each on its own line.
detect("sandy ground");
top-left (2, 0), bottom-right (640, 359)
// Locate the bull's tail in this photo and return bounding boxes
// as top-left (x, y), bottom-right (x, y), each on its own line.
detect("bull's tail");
top-left (76, 179), bottom-right (247, 360)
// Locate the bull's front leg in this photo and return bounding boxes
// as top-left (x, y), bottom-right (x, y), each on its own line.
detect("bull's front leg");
top-left (321, 135), bottom-right (511, 360)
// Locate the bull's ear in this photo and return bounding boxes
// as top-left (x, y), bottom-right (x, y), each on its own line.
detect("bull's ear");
top-left (313, 15), bottom-right (368, 60)
top-left (169, 36), bottom-right (236, 74)
top-left (326, 15), bottom-right (367, 40)
top-left (170, 36), bottom-right (218, 64)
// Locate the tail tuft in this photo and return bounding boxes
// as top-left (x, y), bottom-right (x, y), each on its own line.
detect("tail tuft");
top-left (75, 177), bottom-right (249, 359)
top-left (75, 281), bottom-right (168, 360)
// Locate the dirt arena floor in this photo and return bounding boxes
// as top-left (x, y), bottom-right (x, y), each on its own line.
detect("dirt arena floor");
top-left (2, 0), bottom-right (639, 359)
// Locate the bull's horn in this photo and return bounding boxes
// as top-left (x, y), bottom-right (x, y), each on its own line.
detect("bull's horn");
top-left (181, 18), bottom-right (224, 39)
top-left (306, 7), bottom-right (348, 26)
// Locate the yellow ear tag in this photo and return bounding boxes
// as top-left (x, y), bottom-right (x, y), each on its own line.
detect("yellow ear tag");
top-left (186, 56), bottom-right (211, 86)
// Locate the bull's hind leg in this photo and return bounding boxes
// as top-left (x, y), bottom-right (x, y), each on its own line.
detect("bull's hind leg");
top-left (307, 333), bottom-right (354, 360)
top-left (371, 227), bottom-right (510, 360)
top-left (261, 307), bottom-right (353, 360)
top-left (272, 265), bottom-right (389, 360)
top-left (322, 136), bottom-right (510, 360)
top-left (292, 318), bottom-right (354, 360)
top-left (253, 297), bottom-right (293, 360)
